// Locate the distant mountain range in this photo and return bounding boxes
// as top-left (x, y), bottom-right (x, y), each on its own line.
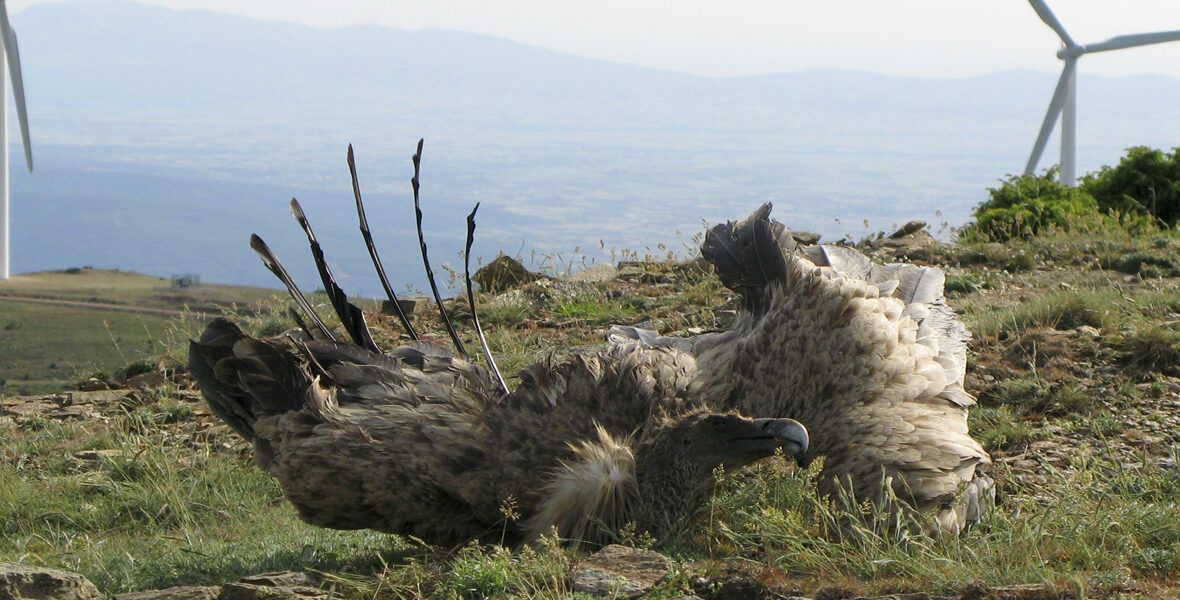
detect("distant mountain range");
top-left (8, 0), bottom-right (1180, 294)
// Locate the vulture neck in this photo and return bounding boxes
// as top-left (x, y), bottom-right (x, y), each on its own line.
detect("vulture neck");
top-left (631, 453), bottom-right (711, 542)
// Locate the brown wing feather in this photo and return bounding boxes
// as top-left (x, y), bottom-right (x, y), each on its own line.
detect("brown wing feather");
top-left (694, 204), bottom-right (992, 534)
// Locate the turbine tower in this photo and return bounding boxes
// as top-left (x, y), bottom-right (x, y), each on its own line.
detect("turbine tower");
top-left (1024, 0), bottom-right (1180, 187)
top-left (0, 0), bottom-right (32, 280)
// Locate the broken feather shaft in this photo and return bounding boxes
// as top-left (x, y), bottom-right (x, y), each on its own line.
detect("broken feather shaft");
top-left (249, 234), bottom-right (335, 341)
top-left (348, 144), bottom-right (419, 341)
top-left (465, 203), bottom-right (509, 394)
top-left (289, 197), bottom-right (380, 353)
top-left (412, 138), bottom-right (468, 357)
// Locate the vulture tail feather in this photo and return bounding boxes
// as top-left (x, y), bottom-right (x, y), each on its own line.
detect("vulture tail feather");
top-left (289, 197), bottom-right (380, 353)
top-left (249, 234), bottom-right (335, 341)
top-left (465, 203), bottom-right (509, 394)
top-left (701, 202), bottom-right (789, 314)
top-left (412, 138), bottom-right (468, 357)
top-left (287, 306), bottom-right (314, 339)
top-left (348, 144), bottom-right (419, 340)
top-left (188, 318), bottom-right (257, 441)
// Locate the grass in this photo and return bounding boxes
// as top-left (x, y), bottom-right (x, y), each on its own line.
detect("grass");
top-left (0, 410), bottom-right (410, 593)
top-left (0, 269), bottom-right (306, 394)
top-left (12, 412), bottom-right (1173, 598)
top-left (0, 301), bottom-right (201, 395)
top-left (8, 216), bottom-right (1180, 597)
top-left (0, 267), bottom-right (279, 312)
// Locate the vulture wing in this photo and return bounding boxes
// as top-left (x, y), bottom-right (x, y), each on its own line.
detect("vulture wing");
top-left (692, 203), bottom-right (993, 534)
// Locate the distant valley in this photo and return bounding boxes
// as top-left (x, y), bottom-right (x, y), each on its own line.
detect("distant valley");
top-left (7, 0), bottom-right (1180, 294)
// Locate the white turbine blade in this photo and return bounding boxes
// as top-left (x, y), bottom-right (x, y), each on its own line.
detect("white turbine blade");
top-left (1025, 57), bottom-right (1077, 175)
top-left (1084, 30), bottom-right (1180, 54)
top-left (0, 1), bottom-right (31, 172)
top-left (1028, 0), bottom-right (1077, 48)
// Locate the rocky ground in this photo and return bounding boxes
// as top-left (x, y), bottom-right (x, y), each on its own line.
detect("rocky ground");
top-left (4, 221), bottom-right (1180, 599)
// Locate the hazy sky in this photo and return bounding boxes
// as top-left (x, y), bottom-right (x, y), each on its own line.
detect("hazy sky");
top-left (11, 0), bottom-right (1180, 80)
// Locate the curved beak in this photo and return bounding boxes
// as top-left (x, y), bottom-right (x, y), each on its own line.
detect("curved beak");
top-left (758, 417), bottom-right (809, 460)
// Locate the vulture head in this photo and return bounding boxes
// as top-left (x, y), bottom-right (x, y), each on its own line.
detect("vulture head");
top-left (630, 412), bottom-right (808, 540)
top-left (530, 410), bottom-right (808, 545)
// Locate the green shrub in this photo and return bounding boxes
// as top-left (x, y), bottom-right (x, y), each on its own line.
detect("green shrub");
top-left (1082, 146), bottom-right (1180, 227)
top-left (1105, 249), bottom-right (1180, 276)
top-left (962, 171), bottom-right (1100, 242)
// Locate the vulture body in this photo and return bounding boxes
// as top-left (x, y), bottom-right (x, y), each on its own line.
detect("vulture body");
top-left (617, 204), bottom-right (993, 533)
top-left (190, 147), bottom-right (811, 548)
top-left (190, 141), bottom-right (987, 546)
top-left (190, 317), bottom-right (808, 548)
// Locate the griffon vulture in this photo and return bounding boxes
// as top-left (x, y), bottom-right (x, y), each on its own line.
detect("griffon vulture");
top-left (188, 145), bottom-right (809, 548)
top-left (190, 318), bottom-right (807, 548)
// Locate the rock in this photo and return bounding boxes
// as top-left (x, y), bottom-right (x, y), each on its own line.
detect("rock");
top-left (853, 594), bottom-right (944, 600)
top-left (237, 573), bottom-right (320, 588)
top-left (814, 585), bottom-right (857, 600)
top-left (615, 265), bottom-right (647, 281)
top-left (1073, 325), bottom-right (1101, 339)
top-left (473, 255), bottom-right (541, 293)
top-left (959, 580), bottom-right (1076, 600)
top-left (889, 220), bottom-right (928, 238)
top-left (216, 572), bottom-right (334, 600)
top-left (380, 298), bottom-right (420, 318)
top-left (216, 584), bottom-right (328, 600)
top-left (692, 568), bottom-right (768, 600)
top-left (73, 449), bottom-right (123, 461)
top-left (570, 545), bottom-right (672, 599)
top-left (114, 586), bottom-right (219, 600)
top-left (126, 372), bottom-right (167, 390)
top-left (76, 378), bottom-right (109, 392)
top-left (569, 263), bottom-right (619, 284)
top-left (792, 231), bottom-right (822, 245)
top-left (0, 563), bottom-right (102, 600)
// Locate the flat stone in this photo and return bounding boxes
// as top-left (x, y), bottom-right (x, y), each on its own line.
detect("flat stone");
top-left (381, 298), bottom-right (420, 318)
top-left (889, 220), bottom-right (927, 238)
top-left (792, 231), bottom-right (822, 245)
top-left (73, 449), bottom-right (123, 461)
top-left (115, 586), bottom-right (220, 600)
top-left (76, 378), bottom-right (110, 392)
top-left (570, 545), bottom-right (672, 599)
top-left (0, 563), bottom-right (103, 600)
top-left (568, 263), bottom-right (618, 284)
top-left (217, 583), bottom-right (332, 600)
top-left (238, 573), bottom-right (319, 588)
top-left (126, 372), bottom-right (167, 389)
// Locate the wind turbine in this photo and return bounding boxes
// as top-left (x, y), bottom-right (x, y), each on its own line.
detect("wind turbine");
top-left (1024, 0), bottom-right (1180, 187)
top-left (0, 0), bottom-right (32, 280)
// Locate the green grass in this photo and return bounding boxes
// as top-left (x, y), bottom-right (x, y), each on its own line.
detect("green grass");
top-left (0, 413), bottom-right (410, 593)
top-left (10, 214), bottom-right (1180, 597)
top-left (0, 301), bottom-right (201, 395)
top-left (0, 268), bottom-right (280, 312)
top-left (967, 289), bottom-right (1118, 339)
